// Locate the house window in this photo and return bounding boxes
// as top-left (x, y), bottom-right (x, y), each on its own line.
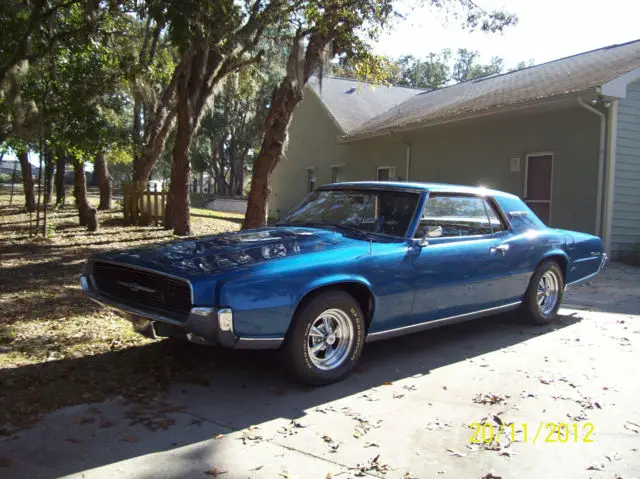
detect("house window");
top-left (377, 166), bottom-right (395, 181)
top-left (331, 165), bottom-right (345, 183)
top-left (307, 168), bottom-right (316, 192)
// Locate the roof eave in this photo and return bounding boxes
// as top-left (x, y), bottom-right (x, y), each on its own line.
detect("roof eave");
top-left (306, 83), bottom-right (347, 135)
top-left (337, 89), bottom-right (600, 143)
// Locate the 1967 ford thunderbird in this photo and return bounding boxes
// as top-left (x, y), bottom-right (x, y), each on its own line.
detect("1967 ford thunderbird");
top-left (81, 182), bottom-right (606, 384)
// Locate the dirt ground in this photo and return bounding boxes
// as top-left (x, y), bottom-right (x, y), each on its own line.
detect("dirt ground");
top-left (0, 188), bottom-right (242, 434)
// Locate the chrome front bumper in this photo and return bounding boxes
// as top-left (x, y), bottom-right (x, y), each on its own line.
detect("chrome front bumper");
top-left (80, 275), bottom-right (244, 348)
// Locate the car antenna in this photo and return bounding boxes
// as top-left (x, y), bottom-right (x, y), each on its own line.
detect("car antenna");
top-left (369, 240), bottom-right (372, 255)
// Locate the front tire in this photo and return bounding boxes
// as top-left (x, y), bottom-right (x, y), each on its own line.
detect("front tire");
top-left (522, 260), bottom-right (564, 324)
top-left (284, 290), bottom-right (365, 386)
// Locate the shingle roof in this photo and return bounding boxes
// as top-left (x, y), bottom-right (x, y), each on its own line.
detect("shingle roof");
top-left (307, 76), bottom-right (425, 134)
top-left (343, 39), bottom-right (640, 141)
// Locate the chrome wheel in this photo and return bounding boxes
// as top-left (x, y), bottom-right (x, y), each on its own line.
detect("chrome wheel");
top-left (307, 308), bottom-right (354, 371)
top-left (537, 271), bottom-right (560, 316)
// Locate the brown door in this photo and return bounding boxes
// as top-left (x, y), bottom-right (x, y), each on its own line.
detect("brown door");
top-left (525, 154), bottom-right (553, 224)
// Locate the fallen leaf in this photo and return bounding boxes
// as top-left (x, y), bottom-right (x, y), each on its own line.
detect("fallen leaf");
top-left (446, 448), bottom-right (466, 457)
top-left (0, 456), bottom-right (14, 467)
top-left (215, 433), bottom-right (226, 440)
top-left (121, 435), bottom-right (138, 443)
top-left (250, 466), bottom-right (264, 471)
top-left (72, 416), bottom-right (95, 425)
top-left (393, 393), bottom-right (405, 399)
top-left (442, 386), bottom-right (448, 391)
top-left (384, 381), bottom-right (393, 386)
top-left (86, 407), bottom-right (101, 415)
top-left (65, 437), bottom-right (82, 444)
top-left (100, 420), bottom-right (115, 428)
top-left (481, 474), bottom-right (502, 479)
top-left (156, 419), bottom-right (175, 429)
top-left (205, 468), bottom-right (227, 476)
top-left (325, 473), bottom-right (333, 479)
top-left (586, 464), bottom-right (605, 471)
top-left (353, 431), bottom-right (361, 438)
top-left (403, 472), bottom-right (418, 479)
top-left (364, 442), bottom-right (379, 448)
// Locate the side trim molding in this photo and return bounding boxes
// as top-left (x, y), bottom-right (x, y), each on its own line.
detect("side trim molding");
top-left (235, 337), bottom-right (285, 350)
top-left (366, 301), bottom-right (522, 343)
top-left (566, 253), bottom-right (607, 288)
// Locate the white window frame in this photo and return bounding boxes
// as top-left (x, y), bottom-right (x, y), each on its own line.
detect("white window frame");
top-left (376, 166), bottom-right (395, 181)
top-left (330, 163), bottom-right (346, 183)
top-left (307, 167), bottom-right (316, 193)
top-left (524, 152), bottom-right (554, 225)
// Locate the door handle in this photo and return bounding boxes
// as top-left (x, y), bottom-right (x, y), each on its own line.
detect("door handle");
top-left (490, 244), bottom-right (509, 256)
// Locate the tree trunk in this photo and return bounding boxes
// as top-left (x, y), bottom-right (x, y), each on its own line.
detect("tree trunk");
top-left (242, 33), bottom-right (330, 229)
top-left (55, 153), bottom-right (66, 206)
top-left (72, 159), bottom-right (91, 226)
top-left (94, 152), bottom-right (112, 210)
top-left (44, 151), bottom-right (54, 205)
top-left (133, 108), bottom-right (176, 182)
top-left (166, 84), bottom-right (195, 236)
top-left (18, 150), bottom-right (36, 212)
top-left (243, 82), bottom-right (304, 229)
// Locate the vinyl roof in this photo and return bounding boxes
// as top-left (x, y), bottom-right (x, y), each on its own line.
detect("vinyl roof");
top-left (319, 181), bottom-right (517, 198)
top-left (342, 38), bottom-right (640, 141)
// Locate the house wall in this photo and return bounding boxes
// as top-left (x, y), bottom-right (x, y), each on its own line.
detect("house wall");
top-left (271, 103), bottom-right (601, 235)
top-left (269, 90), bottom-right (354, 218)
top-left (611, 79), bottom-right (640, 256)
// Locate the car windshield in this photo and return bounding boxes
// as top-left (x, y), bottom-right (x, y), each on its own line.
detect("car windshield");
top-left (279, 189), bottom-right (420, 237)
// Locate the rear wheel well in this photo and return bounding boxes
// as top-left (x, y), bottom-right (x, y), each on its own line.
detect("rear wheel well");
top-left (540, 255), bottom-right (568, 282)
top-left (292, 283), bottom-right (374, 332)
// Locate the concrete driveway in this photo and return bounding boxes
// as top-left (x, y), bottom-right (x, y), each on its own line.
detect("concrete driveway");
top-left (1, 263), bottom-right (639, 478)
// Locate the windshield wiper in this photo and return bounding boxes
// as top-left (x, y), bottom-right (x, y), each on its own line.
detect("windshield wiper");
top-left (277, 221), bottom-right (332, 228)
top-left (332, 223), bottom-right (373, 238)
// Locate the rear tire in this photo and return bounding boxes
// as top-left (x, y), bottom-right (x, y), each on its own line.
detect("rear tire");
top-left (522, 260), bottom-right (564, 325)
top-left (284, 290), bottom-right (365, 386)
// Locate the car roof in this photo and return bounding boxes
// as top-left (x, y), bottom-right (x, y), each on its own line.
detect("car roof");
top-left (319, 181), bottom-right (518, 199)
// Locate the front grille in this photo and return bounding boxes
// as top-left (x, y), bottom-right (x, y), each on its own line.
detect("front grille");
top-left (92, 262), bottom-right (192, 318)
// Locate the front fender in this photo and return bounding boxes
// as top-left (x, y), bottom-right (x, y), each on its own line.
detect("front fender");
top-left (294, 274), bottom-right (375, 312)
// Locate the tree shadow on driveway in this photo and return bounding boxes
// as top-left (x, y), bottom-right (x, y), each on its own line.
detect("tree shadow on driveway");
top-left (0, 310), bottom-right (583, 478)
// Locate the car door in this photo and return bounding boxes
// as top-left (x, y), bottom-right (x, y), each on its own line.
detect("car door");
top-left (409, 193), bottom-right (516, 323)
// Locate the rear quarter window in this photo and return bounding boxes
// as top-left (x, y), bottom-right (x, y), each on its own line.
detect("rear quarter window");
top-left (493, 195), bottom-right (546, 232)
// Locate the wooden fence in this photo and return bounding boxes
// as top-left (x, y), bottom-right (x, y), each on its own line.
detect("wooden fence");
top-left (123, 181), bottom-right (168, 226)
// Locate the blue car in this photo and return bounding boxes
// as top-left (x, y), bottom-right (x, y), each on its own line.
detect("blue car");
top-left (81, 182), bottom-right (606, 385)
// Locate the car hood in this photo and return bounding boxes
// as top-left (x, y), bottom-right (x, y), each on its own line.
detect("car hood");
top-left (91, 226), bottom-right (365, 279)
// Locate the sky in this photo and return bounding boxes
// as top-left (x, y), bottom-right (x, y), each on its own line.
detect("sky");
top-left (375, 0), bottom-right (640, 70)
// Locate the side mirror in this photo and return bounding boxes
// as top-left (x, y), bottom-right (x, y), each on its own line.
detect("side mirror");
top-left (417, 236), bottom-right (429, 247)
top-left (426, 225), bottom-right (443, 238)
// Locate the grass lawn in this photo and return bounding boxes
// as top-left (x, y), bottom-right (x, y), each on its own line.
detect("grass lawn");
top-left (0, 187), bottom-right (242, 435)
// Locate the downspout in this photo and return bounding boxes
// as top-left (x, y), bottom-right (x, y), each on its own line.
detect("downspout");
top-left (603, 100), bottom-right (619, 255)
top-left (388, 132), bottom-right (412, 181)
top-left (578, 96), bottom-right (606, 237)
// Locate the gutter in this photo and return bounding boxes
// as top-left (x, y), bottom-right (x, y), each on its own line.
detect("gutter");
top-left (388, 132), bottom-right (411, 181)
top-left (603, 100), bottom-right (619, 254)
top-left (578, 96), bottom-right (606, 237)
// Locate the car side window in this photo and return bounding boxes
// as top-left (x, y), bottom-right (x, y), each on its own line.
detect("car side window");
top-left (415, 195), bottom-right (494, 238)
